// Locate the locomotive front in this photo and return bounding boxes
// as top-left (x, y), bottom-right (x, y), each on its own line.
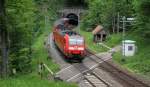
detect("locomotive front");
top-left (67, 35), bottom-right (85, 57)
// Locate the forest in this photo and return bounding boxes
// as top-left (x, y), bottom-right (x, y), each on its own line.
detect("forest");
top-left (0, 0), bottom-right (64, 77)
top-left (81, 0), bottom-right (150, 39)
top-left (81, 0), bottom-right (150, 76)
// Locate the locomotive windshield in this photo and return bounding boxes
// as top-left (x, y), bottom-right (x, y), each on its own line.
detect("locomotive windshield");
top-left (69, 39), bottom-right (76, 45)
top-left (69, 38), bottom-right (84, 45)
top-left (77, 39), bottom-right (83, 45)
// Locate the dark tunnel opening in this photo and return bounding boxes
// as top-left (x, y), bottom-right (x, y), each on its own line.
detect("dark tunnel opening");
top-left (66, 13), bottom-right (78, 26)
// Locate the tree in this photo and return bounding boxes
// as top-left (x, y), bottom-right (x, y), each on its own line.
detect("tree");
top-left (6, 0), bottom-right (36, 73)
top-left (81, 0), bottom-right (134, 32)
top-left (133, 0), bottom-right (150, 39)
top-left (0, 0), bottom-right (9, 77)
top-left (1, 0), bottom-right (65, 76)
top-left (5, 0), bottom-right (63, 74)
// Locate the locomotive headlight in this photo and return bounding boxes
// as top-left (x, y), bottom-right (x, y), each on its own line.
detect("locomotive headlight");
top-left (69, 47), bottom-right (84, 50)
top-left (78, 47), bottom-right (84, 50)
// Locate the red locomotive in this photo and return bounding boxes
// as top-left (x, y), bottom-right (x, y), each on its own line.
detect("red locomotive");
top-left (52, 17), bottom-right (86, 61)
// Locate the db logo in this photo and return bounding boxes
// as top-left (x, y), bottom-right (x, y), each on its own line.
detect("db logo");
top-left (74, 46), bottom-right (77, 50)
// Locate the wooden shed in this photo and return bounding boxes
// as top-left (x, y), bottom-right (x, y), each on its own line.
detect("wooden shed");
top-left (92, 25), bottom-right (107, 42)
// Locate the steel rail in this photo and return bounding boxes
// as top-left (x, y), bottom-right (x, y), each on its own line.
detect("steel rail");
top-left (86, 48), bottom-right (150, 87)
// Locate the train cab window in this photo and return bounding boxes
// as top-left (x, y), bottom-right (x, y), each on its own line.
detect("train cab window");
top-left (77, 39), bottom-right (84, 45)
top-left (60, 31), bottom-right (66, 36)
top-left (69, 38), bottom-right (84, 45)
top-left (61, 30), bottom-right (69, 36)
top-left (69, 39), bottom-right (76, 45)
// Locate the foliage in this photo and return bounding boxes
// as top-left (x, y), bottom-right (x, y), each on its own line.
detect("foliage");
top-left (132, 0), bottom-right (150, 38)
top-left (0, 73), bottom-right (77, 87)
top-left (80, 30), bottom-right (108, 53)
top-left (6, 0), bottom-right (36, 73)
top-left (81, 0), bottom-right (134, 31)
top-left (80, 30), bottom-right (122, 53)
top-left (81, 0), bottom-right (150, 39)
top-left (113, 35), bottom-right (150, 76)
top-left (80, 0), bottom-right (150, 78)
top-left (0, 17), bottom-right (77, 87)
top-left (5, 0), bottom-right (63, 74)
top-left (81, 0), bottom-right (104, 30)
top-left (31, 27), bottom-right (59, 73)
top-left (104, 33), bottom-right (122, 47)
top-left (64, 0), bottom-right (87, 7)
top-left (33, 0), bottom-right (64, 36)
top-left (0, 0), bottom-right (78, 86)
top-left (9, 48), bottom-right (31, 73)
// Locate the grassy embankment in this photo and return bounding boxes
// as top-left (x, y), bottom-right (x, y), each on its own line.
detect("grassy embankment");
top-left (0, 25), bottom-right (77, 87)
top-left (81, 30), bottom-right (150, 78)
top-left (113, 33), bottom-right (150, 78)
top-left (80, 30), bottom-right (121, 52)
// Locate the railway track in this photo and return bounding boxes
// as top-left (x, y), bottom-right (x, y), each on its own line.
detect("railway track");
top-left (84, 72), bottom-right (110, 87)
top-left (72, 63), bottom-right (111, 87)
top-left (86, 49), bottom-right (150, 87)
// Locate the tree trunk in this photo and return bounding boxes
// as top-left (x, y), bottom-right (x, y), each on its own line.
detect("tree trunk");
top-left (112, 16), bottom-right (116, 33)
top-left (117, 12), bottom-right (120, 33)
top-left (0, 0), bottom-right (9, 78)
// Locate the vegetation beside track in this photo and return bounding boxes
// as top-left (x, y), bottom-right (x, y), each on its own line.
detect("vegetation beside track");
top-left (81, 30), bottom-right (150, 78)
top-left (113, 34), bottom-right (150, 78)
top-left (80, 30), bottom-right (107, 52)
top-left (80, 0), bottom-right (150, 78)
top-left (0, 74), bottom-right (77, 87)
top-left (0, 27), bottom-right (77, 87)
top-left (0, 0), bottom-right (77, 86)
top-left (80, 30), bottom-right (121, 53)
top-left (32, 29), bottom-right (59, 73)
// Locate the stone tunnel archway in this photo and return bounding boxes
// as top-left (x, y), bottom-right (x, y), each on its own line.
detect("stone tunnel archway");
top-left (58, 8), bottom-right (85, 19)
top-left (58, 8), bottom-right (86, 26)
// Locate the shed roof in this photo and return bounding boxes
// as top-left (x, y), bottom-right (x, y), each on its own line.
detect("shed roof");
top-left (92, 25), bottom-right (104, 35)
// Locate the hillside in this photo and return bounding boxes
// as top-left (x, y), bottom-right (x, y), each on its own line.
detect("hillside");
top-left (80, 0), bottom-right (150, 78)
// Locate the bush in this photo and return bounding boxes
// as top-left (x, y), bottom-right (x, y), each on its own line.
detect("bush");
top-left (9, 48), bottom-right (31, 74)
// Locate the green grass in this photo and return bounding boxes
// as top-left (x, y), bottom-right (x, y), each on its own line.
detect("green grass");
top-left (80, 30), bottom-right (122, 53)
top-left (81, 30), bottom-right (150, 78)
top-left (0, 73), bottom-right (77, 87)
top-left (80, 30), bottom-right (108, 52)
top-left (0, 32), bottom-right (77, 87)
top-left (32, 31), bottom-right (59, 73)
top-left (113, 34), bottom-right (150, 78)
top-left (104, 33), bottom-right (122, 47)
top-left (0, 23), bottom-right (77, 87)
